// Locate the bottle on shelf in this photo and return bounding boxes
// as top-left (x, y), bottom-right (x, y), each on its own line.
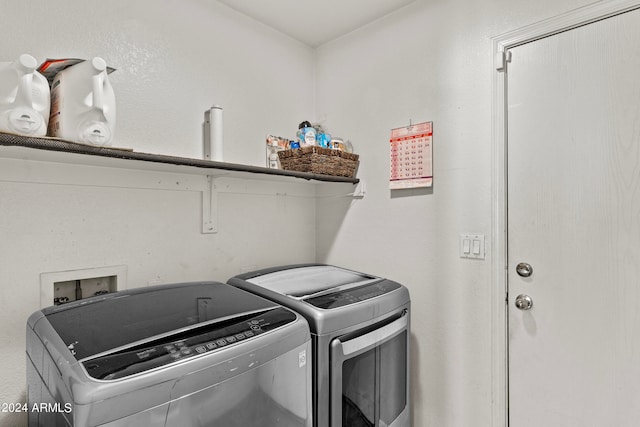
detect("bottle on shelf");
top-left (0, 53), bottom-right (50, 137)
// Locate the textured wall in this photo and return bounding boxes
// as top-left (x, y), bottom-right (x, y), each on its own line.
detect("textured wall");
top-left (0, 1), bottom-right (317, 426)
top-left (0, 0), bottom-right (315, 162)
top-left (314, 0), bottom-right (592, 425)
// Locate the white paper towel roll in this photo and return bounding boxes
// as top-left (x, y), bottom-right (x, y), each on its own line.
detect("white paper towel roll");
top-left (204, 105), bottom-right (223, 161)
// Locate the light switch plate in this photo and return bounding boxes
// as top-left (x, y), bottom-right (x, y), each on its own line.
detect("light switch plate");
top-left (460, 234), bottom-right (485, 259)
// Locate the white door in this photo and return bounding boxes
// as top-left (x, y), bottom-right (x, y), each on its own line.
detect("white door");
top-left (507, 7), bottom-right (640, 427)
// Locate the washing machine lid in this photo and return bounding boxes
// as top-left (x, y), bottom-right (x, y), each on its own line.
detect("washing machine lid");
top-left (244, 265), bottom-right (403, 309)
top-left (41, 282), bottom-right (279, 361)
top-left (246, 265), bottom-right (378, 298)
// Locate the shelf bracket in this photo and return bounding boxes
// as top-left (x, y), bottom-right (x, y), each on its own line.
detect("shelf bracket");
top-left (202, 175), bottom-right (218, 234)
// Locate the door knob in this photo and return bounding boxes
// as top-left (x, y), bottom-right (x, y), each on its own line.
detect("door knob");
top-left (516, 262), bottom-right (533, 277)
top-left (515, 294), bottom-right (533, 310)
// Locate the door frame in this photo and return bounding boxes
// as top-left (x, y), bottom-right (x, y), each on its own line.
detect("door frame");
top-left (490, 1), bottom-right (640, 425)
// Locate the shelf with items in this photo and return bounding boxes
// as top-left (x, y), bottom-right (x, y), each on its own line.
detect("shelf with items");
top-left (0, 132), bottom-right (360, 184)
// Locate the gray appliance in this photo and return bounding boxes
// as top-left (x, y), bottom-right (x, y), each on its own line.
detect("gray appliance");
top-left (228, 264), bottom-right (411, 427)
top-left (26, 281), bottom-right (312, 427)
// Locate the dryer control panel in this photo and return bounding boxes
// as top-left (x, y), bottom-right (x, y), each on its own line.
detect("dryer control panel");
top-left (304, 280), bottom-right (402, 309)
top-left (82, 307), bottom-right (296, 380)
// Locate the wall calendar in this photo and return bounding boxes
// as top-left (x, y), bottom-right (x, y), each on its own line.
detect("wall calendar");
top-left (389, 121), bottom-right (433, 189)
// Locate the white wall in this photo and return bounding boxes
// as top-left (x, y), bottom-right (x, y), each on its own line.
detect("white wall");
top-left (0, 1), bottom-right (319, 426)
top-left (1, 0), bottom-right (315, 162)
top-left (315, 0), bottom-right (592, 426)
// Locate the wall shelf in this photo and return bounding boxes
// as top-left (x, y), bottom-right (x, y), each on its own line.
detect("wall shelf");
top-left (0, 132), bottom-right (359, 184)
top-left (0, 131), bottom-right (361, 235)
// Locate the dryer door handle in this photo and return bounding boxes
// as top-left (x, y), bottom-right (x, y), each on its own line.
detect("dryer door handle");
top-left (335, 312), bottom-right (408, 357)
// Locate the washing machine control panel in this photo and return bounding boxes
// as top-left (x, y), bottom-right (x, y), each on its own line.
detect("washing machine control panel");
top-left (82, 307), bottom-right (296, 380)
top-left (304, 280), bottom-right (402, 309)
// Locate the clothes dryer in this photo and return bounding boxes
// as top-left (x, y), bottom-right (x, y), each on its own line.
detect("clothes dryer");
top-left (228, 264), bottom-right (410, 427)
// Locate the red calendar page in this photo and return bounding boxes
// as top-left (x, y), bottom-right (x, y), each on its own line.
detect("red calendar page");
top-left (389, 121), bottom-right (433, 189)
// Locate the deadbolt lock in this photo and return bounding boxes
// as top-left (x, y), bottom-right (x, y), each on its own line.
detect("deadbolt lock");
top-left (516, 262), bottom-right (533, 278)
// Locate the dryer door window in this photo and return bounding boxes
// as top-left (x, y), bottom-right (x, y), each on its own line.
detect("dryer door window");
top-left (330, 313), bottom-right (409, 427)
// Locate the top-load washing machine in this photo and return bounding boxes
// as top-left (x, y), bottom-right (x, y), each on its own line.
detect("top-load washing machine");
top-left (26, 281), bottom-right (312, 427)
top-left (228, 264), bottom-right (411, 427)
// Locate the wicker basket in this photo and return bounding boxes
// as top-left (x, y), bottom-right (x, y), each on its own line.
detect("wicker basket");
top-left (277, 146), bottom-right (359, 178)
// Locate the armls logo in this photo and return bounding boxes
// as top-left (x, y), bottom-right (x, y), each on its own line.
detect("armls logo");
top-left (31, 403), bottom-right (73, 414)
